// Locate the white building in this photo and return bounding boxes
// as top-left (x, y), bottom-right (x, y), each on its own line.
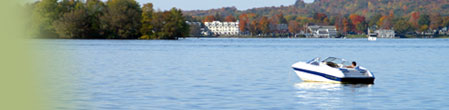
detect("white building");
top-left (307, 25), bottom-right (338, 38)
top-left (439, 27), bottom-right (448, 35)
top-left (368, 26), bottom-right (395, 38)
top-left (204, 21), bottom-right (240, 36)
top-left (375, 29), bottom-right (395, 38)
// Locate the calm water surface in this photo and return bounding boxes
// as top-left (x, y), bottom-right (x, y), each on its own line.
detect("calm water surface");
top-left (39, 38), bottom-right (449, 109)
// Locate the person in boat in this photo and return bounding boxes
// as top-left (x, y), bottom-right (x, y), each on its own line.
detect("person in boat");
top-left (345, 61), bottom-right (357, 68)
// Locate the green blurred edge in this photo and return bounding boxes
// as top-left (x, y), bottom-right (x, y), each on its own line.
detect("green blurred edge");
top-left (0, 0), bottom-right (70, 110)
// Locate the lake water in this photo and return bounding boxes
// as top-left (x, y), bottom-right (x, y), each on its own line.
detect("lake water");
top-left (39, 38), bottom-right (449, 110)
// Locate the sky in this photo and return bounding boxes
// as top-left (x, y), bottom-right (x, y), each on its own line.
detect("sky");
top-left (135, 0), bottom-right (315, 11)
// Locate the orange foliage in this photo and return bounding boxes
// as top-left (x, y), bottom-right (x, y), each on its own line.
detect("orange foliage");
top-left (203, 15), bottom-right (215, 22)
top-left (224, 15), bottom-right (236, 22)
top-left (409, 11), bottom-right (420, 28)
top-left (239, 14), bottom-right (249, 32)
top-left (349, 14), bottom-right (365, 26)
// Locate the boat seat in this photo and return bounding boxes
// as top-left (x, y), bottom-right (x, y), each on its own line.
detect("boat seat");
top-left (326, 62), bottom-right (338, 68)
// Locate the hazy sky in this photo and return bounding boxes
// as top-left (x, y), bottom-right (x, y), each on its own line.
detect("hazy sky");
top-left (135, 0), bottom-right (315, 11)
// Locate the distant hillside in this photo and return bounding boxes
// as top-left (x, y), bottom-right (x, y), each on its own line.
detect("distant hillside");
top-left (184, 0), bottom-right (449, 18)
top-left (183, 0), bottom-right (449, 37)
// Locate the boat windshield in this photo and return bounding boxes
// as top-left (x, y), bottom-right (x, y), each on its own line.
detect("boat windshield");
top-left (307, 57), bottom-right (321, 63)
top-left (322, 57), bottom-right (346, 65)
top-left (342, 61), bottom-right (352, 66)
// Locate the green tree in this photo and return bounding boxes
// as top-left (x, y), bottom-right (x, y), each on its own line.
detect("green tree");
top-left (393, 19), bottom-right (411, 35)
top-left (32, 0), bottom-right (60, 38)
top-left (355, 22), bottom-right (367, 34)
top-left (85, 0), bottom-right (106, 38)
top-left (343, 18), bottom-right (353, 34)
top-left (151, 8), bottom-right (189, 39)
top-left (58, 0), bottom-right (77, 14)
top-left (213, 13), bottom-right (223, 21)
top-left (53, 0), bottom-right (105, 39)
top-left (368, 14), bottom-right (382, 27)
top-left (443, 17), bottom-right (449, 28)
top-left (188, 24), bottom-right (202, 37)
top-left (149, 12), bottom-right (164, 39)
top-left (140, 3), bottom-right (154, 39)
top-left (101, 0), bottom-right (141, 39)
top-left (418, 14), bottom-right (430, 27)
top-left (53, 6), bottom-right (89, 38)
top-left (417, 14), bottom-right (430, 32)
top-left (164, 8), bottom-right (189, 39)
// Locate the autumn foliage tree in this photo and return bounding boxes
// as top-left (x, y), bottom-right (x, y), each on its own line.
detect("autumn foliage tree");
top-left (313, 13), bottom-right (328, 24)
top-left (249, 20), bottom-right (259, 35)
top-left (238, 13), bottom-right (257, 33)
top-left (349, 14), bottom-right (367, 34)
top-left (238, 14), bottom-right (249, 32)
top-left (258, 16), bottom-right (270, 34)
top-left (429, 13), bottom-right (443, 30)
top-left (288, 21), bottom-right (301, 34)
top-left (224, 15), bottom-right (237, 22)
top-left (409, 11), bottom-right (420, 29)
top-left (203, 15), bottom-right (215, 22)
top-left (377, 15), bottom-right (393, 29)
top-left (342, 18), bottom-right (353, 34)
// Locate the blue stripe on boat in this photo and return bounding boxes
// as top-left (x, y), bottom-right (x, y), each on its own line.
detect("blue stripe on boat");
top-left (292, 67), bottom-right (341, 81)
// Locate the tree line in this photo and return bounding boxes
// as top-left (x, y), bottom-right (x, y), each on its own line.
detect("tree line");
top-left (184, 0), bottom-right (449, 37)
top-left (186, 11), bottom-right (449, 36)
top-left (29, 0), bottom-right (189, 39)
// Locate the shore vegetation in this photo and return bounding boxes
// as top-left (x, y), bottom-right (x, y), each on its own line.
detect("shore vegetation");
top-left (29, 0), bottom-right (189, 40)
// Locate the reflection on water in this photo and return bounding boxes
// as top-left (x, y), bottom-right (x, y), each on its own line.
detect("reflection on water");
top-left (294, 82), bottom-right (373, 109)
top-left (294, 82), bottom-right (372, 90)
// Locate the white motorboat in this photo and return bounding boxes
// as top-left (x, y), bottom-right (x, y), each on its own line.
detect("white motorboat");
top-left (367, 33), bottom-right (377, 41)
top-left (368, 36), bottom-right (377, 41)
top-left (291, 57), bottom-right (375, 84)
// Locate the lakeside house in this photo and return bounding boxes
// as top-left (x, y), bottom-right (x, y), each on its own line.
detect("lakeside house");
top-left (307, 25), bottom-right (337, 38)
top-left (375, 29), bottom-right (395, 38)
top-left (187, 21), bottom-right (288, 37)
top-left (203, 21), bottom-right (240, 36)
top-left (438, 27), bottom-right (449, 35)
top-left (368, 27), bottom-right (395, 38)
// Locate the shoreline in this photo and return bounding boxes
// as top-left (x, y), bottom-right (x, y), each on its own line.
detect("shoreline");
top-left (30, 37), bottom-right (449, 40)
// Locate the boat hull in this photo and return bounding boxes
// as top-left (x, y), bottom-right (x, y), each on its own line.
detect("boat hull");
top-left (368, 37), bottom-right (377, 41)
top-left (292, 62), bottom-right (375, 84)
top-left (340, 77), bottom-right (375, 84)
top-left (293, 67), bottom-right (341, 83)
